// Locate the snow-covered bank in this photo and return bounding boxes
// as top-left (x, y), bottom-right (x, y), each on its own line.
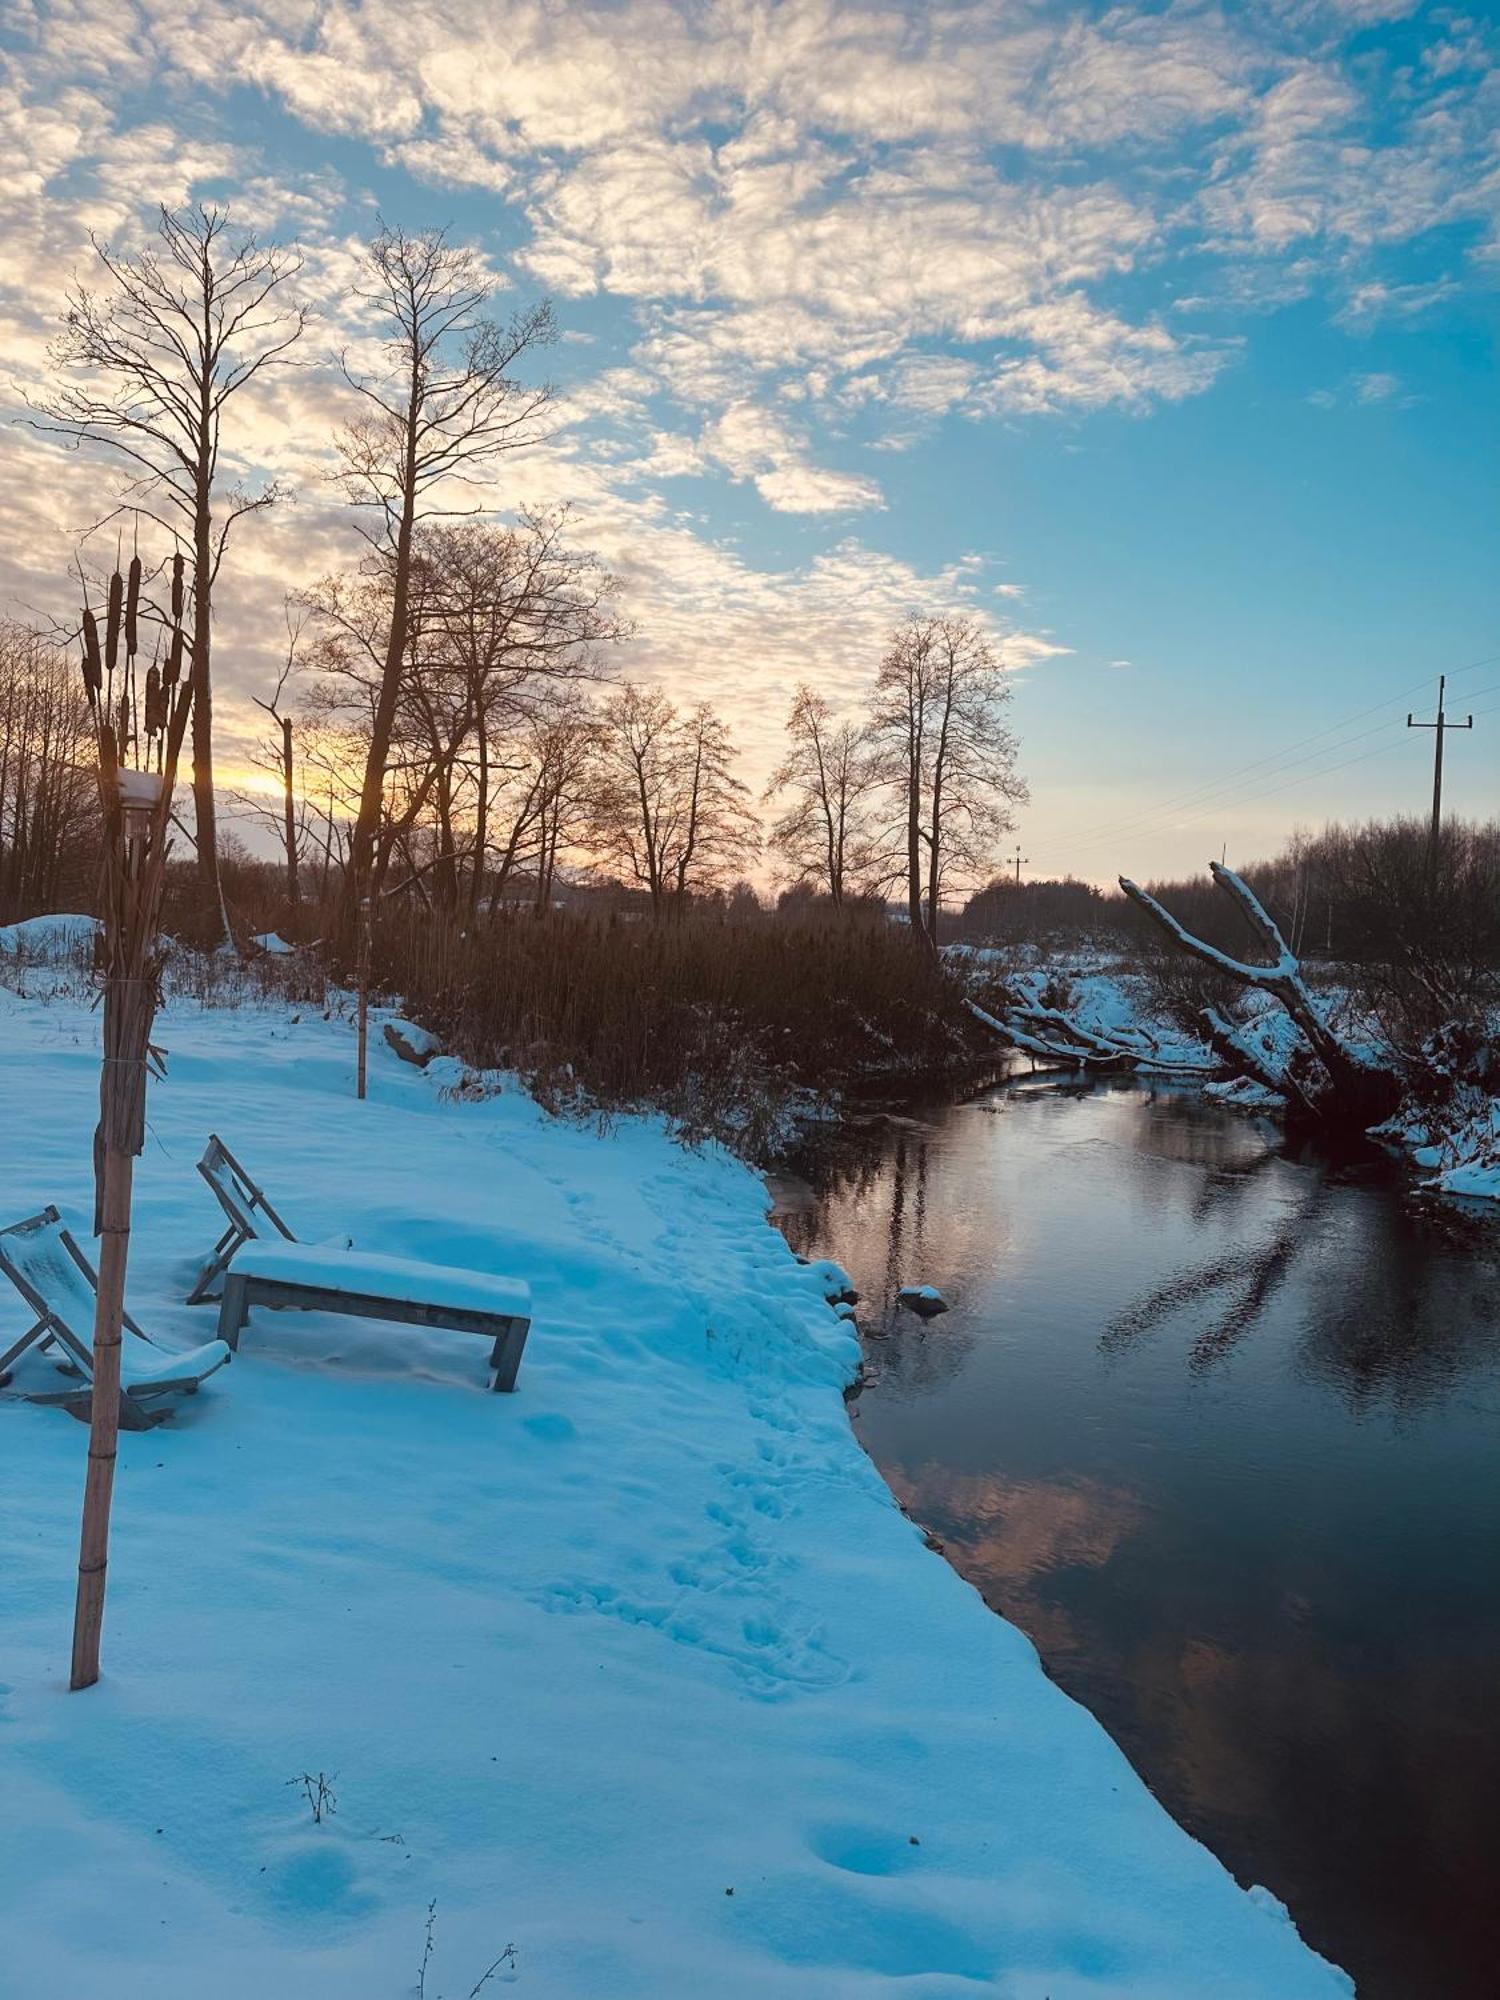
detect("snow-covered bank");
top-left (968, 949), bottom-right (1500, 1205)
top-left (0, 985), bottom-right (1351, 1996)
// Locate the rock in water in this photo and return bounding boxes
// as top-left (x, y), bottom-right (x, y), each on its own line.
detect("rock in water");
top-left (897, 1283), bottom-right (948, 1319)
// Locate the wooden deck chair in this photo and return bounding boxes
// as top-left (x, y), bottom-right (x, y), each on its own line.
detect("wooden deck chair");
top-left (187, 1134), bottom-right (298, 1304)
top-left (0, 1206), bottom-right (231, 1432)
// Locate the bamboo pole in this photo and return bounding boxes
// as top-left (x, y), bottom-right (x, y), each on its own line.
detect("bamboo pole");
top-left (70, 1147), bottom-right (134, 1689)
top-left (69, 546), bottom-right (193, 1691)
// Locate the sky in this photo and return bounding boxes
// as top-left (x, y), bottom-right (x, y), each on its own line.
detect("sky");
top-left (1, 0), bottom-right (1496, 889)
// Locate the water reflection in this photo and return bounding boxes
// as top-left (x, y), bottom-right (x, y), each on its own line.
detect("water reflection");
top-left (776, 1074), bottom-right (1500, 2000)
top-left (881, 1462), bottom-right (1144, 1666)
top-left (1101, 1178), bottom-right (1326, 1370)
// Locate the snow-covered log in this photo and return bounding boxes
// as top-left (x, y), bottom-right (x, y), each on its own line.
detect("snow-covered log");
top-left (965, 994), bottom-right (1216, 1077)
top-left (1121, 864), bottom-right (1400, 1128)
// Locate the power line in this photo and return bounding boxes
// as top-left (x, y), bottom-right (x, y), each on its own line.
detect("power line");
top-left (1037, 650), bottom-right (1500, 866)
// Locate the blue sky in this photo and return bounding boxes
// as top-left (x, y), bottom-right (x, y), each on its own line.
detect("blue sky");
top-left (1, 0), bottom-right (1496, 886)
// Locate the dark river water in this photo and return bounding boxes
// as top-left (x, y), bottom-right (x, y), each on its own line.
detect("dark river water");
top-left (772, 1073), bottom-right (1500, 2000)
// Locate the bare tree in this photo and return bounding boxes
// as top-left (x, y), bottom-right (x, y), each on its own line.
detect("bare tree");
top-left (337, 224), bottom-right (554, 906)
top-left (305, 511), bottom-right (617, 911)
top-left (0, 623), bottom-right (99, 920)
top-left (591, 686), bottom-right (757, 916)
top-left (230, 604), bottom-right (309, 921)
top-left (526, 705), bottom-right (604, 914)
top-left (869, 615), bottom-right (1027, 950)
top-left (413, 513), bottom-right (621, 913)
top-left (764, 686), bottom-right (877, 907)
top-left (32, 205), bottom-right (307, 922)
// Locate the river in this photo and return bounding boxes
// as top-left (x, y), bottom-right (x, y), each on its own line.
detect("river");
top-left (771, 1071), bottom-right (1500, 2000)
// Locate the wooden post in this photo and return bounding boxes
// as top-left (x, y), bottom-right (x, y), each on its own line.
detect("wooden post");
top-left (356, 892), bottom-right (371, 1100)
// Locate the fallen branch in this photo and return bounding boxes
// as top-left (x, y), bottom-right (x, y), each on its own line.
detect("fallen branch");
top-left (1121, 863), bottom-right (1400, 1128)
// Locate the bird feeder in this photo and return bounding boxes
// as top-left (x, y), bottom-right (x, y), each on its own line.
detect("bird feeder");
top-left (116, 767), bottom-right (164, 844)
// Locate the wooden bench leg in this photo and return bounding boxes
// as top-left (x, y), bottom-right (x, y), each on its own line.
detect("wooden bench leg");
top-left (218, 1273), bottom-right (250, 1350)
top-left (489, 1317), bottom-right (530, 1393)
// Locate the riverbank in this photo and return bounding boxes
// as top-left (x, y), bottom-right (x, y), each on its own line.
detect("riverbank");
top-left (0, 983), bottom-right (1359, 1995)
top-left (775, 1066), bottom-right (1500, 1998)
top-left (963, 947), bottom-right (1500, 1203)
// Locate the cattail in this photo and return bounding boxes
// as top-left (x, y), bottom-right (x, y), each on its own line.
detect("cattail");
top-left (105, 570), bottom-right (122, 673)
top-left (165, 626), bottom-right (183, 688)
top-left (144, 663), bottom-right (164, 736)
top-left (82, 610), bottom-right (102, 695)
top-left (171, 551), bottom-right (184, 622)
top-left (125, 556), bottom-right (141, 658)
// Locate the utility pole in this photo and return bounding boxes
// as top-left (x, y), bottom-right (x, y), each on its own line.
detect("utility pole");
top-left (1011, 846), bottom-right (1029, 886)
top-left (1407, 675), bottom-right (1473, 872)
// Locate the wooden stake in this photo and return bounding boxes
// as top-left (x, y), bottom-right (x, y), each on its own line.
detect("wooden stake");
top-left (356, 893), bottom-right (371, 1101)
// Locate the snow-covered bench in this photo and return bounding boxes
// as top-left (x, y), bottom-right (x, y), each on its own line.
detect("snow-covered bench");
top-left (217, 1242), bottom-right (532, 1392)
top-left (0, 1206), bottom-right (231, 1430)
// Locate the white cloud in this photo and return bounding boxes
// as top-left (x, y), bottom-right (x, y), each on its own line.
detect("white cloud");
top-left (699, 403), bottom-right (884, 513)
top-left (0, 0), bottom-right (1494, 811)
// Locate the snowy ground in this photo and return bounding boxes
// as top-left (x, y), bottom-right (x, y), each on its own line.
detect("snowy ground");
top-left (0, 976), bottom-right (1353, 1997)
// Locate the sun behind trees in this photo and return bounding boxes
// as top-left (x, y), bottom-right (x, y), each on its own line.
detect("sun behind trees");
top-left (590, 685), bottom-right (759, 918)
top-left (10, 200), bottom-right (1031, 954)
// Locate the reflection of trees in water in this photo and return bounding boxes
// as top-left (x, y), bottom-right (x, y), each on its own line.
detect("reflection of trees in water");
top-left (1297, 1199), bottom-right (1500, 1410)
top-left (1102, 1161), bottom-right (1500, 1403)
top-left (783, 1077), bottom-right (1500, 1410)
top-left (1101, 1179), bottom-right (1328, 1371)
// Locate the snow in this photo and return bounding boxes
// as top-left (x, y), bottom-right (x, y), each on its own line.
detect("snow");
top-left (229, 1240), bottom-right (532, 1320)
top-left (382, 1016), bottom-right (443, 1064)
top-left (0, 912), bottom-right (100, 958)
top-left (0, 979), bottom-right (1352, 1998)
top-left (990, 968), bottom-right (1214, 1074)
top-left (251, 931), bottom-right (298, 956)
top-left (802, 1256), bottom-right (858, 1305)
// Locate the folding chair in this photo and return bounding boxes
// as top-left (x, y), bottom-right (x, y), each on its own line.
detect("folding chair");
top-left (0, 1206), bottom-right (230, 1431)
top-left (187, 1134), bottom-right (298, 1304)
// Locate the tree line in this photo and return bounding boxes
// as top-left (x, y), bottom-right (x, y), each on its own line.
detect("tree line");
top-left (1, 203), bottom-right (1029, 944)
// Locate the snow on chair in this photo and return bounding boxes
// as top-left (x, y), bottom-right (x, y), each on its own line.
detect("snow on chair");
top-left (0, 1206), bottom-right (231, 1431)
top-left (186, 1133), bottom-right (300, 1304)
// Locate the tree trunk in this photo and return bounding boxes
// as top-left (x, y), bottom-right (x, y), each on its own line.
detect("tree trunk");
top-left (281, 715), bottom-right (299, 913)
top-left (1121, 863), bottom-right (1402, 1128)
top-left (468, 723), bottom-right (489, 920)
top-left (349, 385), bottom-right (419, 911)
top-left (190, 512), bottom-right (223, 925)
top-left (906, 738), bottom-right (925, 947)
